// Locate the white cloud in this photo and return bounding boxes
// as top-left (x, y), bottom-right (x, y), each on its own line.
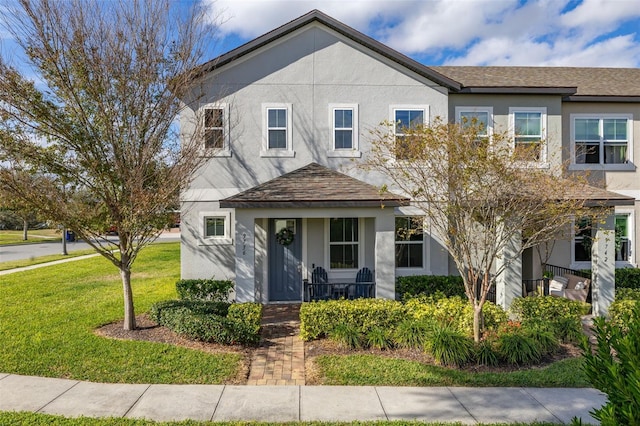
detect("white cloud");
top-left (204, 0), bottom-right (640, 67)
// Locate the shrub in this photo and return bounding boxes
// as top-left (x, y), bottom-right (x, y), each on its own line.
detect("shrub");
top-left (175, 279), bottom-right (234, 302)
top-left (522, 328), bottom-right (559, 356)
top-left (475, 339), bottom-right (499, 366)
top-left (615, 267), bottom-right (640, 289)
top-left (497, 332), bottom-right (541, 365)
top-left (396, 275), bottom-right (466, 300)
top-left (366, 326), bottom-right (393, 350)
top-left (581, 304), bottom-right (640, 425)
top-left (425, 322), bottom-right (474, 367)
top-left (510, 296), bottom-right (588, 342)
top-left (228, 303), bottom-right (262, 337)
top-left (405, 296), bottom-right (507, 336)
top-left (149, 300), bottom-right (261, 345)
top-left (392, 319), bottom-right (432, 349)
top-left (299, 299), bottom-right (406, 341)
top-left (330, 323), bottom-right (361, 349)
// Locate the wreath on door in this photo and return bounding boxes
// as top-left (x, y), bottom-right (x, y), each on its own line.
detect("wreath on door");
top-left (276, 227), bottom-right (294, 246)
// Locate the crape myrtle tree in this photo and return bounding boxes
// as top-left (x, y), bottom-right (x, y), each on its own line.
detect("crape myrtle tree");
top-left (364, 118), bottom-right (595, 342)
top-left (0, 0), bottom-right (218, 330)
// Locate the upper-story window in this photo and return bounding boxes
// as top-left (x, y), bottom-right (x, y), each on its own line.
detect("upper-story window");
top-left (509, 107), bottom-right (546, 162)
top-left (201, 103), bottom-right (230, 156)
top-left (572, 114), bottom-right (632, 167)
top-left (261, 103), bottom-right (294, 157)
top-left (328, 104), bottom-right (361, 158)
top-left (391, 105), bottom-right (428, 160)
top-left (455, 106), bottom-right (493, 145)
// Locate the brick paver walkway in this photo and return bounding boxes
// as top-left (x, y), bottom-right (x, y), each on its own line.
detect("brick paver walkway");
top-left (246, 304), bottom-right (305, 385)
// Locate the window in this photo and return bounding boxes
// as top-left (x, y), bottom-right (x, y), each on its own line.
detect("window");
top-left (328, 104), bottom-right (360, 157)
top-left (395, 217), bottom-right (424, 268)
top-left (510, 108), bottom-right (546, 162)
top-left (573, 213), bottom-right (634, 265)
top-left (574, 217), bottom-right (592, 262)
top-left (205, 217), bottom-right (225, 238)
top-left (392, 106), bottom-right (428, 160)
top-left (456, 107), bottom-right (493, 138)
top-left (261, 103), bottom-right (293, 157)
top-left (329, 218), bottom-right (359, 269)
top-left (200, 104), bottom-right (230, 156)
top-left (200, 211), bottom-right (232, 245)
top-left (573, 115), bottom-right (631, 166)
top-left (616, 214), bottom-right (631, 262)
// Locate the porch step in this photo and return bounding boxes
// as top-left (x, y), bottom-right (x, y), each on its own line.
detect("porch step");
top-left (247, 304), bottom-right (305, 385)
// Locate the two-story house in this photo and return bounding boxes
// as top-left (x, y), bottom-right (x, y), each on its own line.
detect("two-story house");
top-left (179, 10), bottom-right (639, 314)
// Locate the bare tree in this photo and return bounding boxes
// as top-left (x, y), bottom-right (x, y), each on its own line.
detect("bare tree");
top-left (0, 0), bottom-right (218, 330)
top-left (363, 118), bottom-right (595, 342)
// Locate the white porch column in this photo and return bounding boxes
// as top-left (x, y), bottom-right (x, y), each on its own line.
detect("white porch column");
top-left (234, 210), bottom-right (256, 303)
top-left (495, 226), bottom-right (522, 311)
top-left (375, 211), bottom-right (396, 300)
top-left (592, 210), bottom-right (616, 317)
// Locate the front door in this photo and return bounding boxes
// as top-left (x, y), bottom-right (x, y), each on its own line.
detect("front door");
top-left (269, 219), bottom-right (302, 301)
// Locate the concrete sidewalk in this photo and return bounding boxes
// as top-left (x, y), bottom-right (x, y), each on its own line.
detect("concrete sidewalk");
top-left (0, 373), bottom-right (605, 424)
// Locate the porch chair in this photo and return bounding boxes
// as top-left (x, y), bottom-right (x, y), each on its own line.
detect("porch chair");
top-left (354, 267), bottom-right (373, 298)
top-left (311, 266), bottom-right (331, 300)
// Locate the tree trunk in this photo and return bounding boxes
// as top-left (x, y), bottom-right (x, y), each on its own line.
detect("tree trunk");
top-left (22, 219), bottom-right (28, 240)
top-left (120, 265), bottom-right (136, 330)
top-left (473, 305), bottom-right (483, 343)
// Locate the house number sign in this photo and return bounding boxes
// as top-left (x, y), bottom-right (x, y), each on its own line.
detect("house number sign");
top-left (242, 233), bottom-right (247, 255)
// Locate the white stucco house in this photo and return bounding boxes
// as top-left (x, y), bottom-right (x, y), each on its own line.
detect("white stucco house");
top-left (179, 10), bottom-right (639, 315)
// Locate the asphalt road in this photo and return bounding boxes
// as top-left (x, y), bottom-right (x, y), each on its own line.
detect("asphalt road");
top-left (0, 231), bottom-right (180, 263)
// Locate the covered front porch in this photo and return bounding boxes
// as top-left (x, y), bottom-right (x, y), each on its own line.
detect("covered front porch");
top-left (219, 163), bottom-right (410, 304)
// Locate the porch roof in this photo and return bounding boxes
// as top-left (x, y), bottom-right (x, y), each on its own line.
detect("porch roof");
top-left (219, 163), bottom-right (410, 208)
top-left (566, 184), bottom-right (636, 207)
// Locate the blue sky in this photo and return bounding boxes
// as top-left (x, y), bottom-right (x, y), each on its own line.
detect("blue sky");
top-left (205, 0), bottom-right (640, 67)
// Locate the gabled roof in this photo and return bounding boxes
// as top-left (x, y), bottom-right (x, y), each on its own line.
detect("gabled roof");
top-left (431, 66), bottom-right (640, 101)
top-left (219, 163), bottom-right (410, 208)
top-left (191, 10), bottom-right (461, 90)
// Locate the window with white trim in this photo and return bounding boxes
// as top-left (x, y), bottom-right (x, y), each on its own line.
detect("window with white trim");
top-left (573, 217), bottom-right (592, 262)
top-left (201, 104), bottom-right (230, 156)
top-left (616, 213), bottom-right (632, 262)
top-left (572, 115), bottom-right (631, 166)
top-left (205, 217), bottom-right (225, 238)
top-left (456, 107), bottom-right (493, 138)
top-left (395, 216), bottom-right (424, 268)
top-left (510, 107), bottom-right (546, 162)
top-left (328, 104), bottom-right (360, 157)
top-left (572, 212), bottom-right (635, 265)
top-left (329, 217), bottom-right (359, 269)
top-left (392, 106), bottom-right (428, 160)
top-left (261, 103), bottom-right (293, 157)
top-left (200, 211), bottom-right (232, 245)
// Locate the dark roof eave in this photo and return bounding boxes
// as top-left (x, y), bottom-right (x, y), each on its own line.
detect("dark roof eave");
top-left (190, 10), bottom-right (461, 90)
top-left (585, 199), bottom-right (636, 207)
top-left (219, 199), bottom-right (410, 209)
top-left (456, 86), bottom-right (577, 96)
top-left (564, 95), bottom-right (640, 103)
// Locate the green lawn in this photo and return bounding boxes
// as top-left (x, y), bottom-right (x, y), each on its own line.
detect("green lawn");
top-left (313, 354), bottom-right (589, 388)
top-left (0, 242), bottom-right (242, 384)
top-left (0, 228), bottom-right (61, 245)
top-left (0, 249), bottom-right (99, 271)
top-left (0, 413), bottom-right (564, 425)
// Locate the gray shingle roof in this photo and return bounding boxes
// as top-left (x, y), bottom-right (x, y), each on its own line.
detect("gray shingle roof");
top-left (219, 163), bottom-right (410, 208)
top-left (431, 66), bottom-right (640, 98)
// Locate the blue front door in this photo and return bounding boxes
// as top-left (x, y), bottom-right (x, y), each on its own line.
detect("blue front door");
top-left (269, 219), bottom-right (302, 301)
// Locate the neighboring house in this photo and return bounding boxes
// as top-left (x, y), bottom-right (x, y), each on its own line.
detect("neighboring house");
top-left (179, 10), bottom-right (639, 314)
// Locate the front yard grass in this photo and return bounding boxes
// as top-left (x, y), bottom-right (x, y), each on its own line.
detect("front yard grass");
top-left (313, 354), bottom-right (589, 387)
top-left (0, 228), bottom-right (61, 245)
top-left (0, 249), bottom-right (98, 271)
top-left (0, 242), bottom-right (242, 384)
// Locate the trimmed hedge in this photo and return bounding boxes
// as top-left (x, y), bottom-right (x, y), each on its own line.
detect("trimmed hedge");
top-left (609, 288), bottom-right (640, 330)
top-left (175, 279), bottom-right (233, 302)
top-left (616, 268), bottom-right (640, 289)
top-left (509, 296), bottom-right (588, 342)
top-left (299, 299), bottom-right (406, 341)
top-left (396, 275), bottom-right (466, 300)
top-left (149, 300), bottom-right (261, 345)
top-left (405, 295), bottom-right (507, 335)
